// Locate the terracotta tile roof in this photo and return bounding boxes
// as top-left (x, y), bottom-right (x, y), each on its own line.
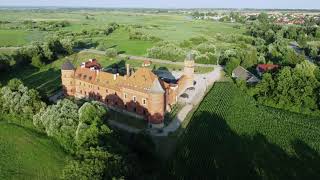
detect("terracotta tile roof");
top-left (84, 59), bottom-right (102, 69)
top-left (95, 71), bottom-right (125, 91)
top-left (75, 67), bottom-right (97, 84)
top-left (74, 60), bottom-right (165, 94)
top-left (117, 68), bottom-right (164, 93)
top-left (257, 64), bottom-right (279, 72)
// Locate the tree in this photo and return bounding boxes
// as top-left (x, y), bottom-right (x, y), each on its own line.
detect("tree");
top-left (0, 80), bottom-right (45, 120)
top-left (7, 78), bottom-right (23, 91)
top-left (147, 41), bottom-right (186, 61)
top-left (252, 61), bottom-right (320, 115)
top-left (105, 48), bottom-right (118, 58)
top-left (31, 54), bottom-right (45, 67)
top-left (257, 12), bottom-right (269, 23)
top-left (195, 42), bottom-right (216, 54)
top-left (75, 102), bottom-right (109, 149)
top-left (240, 48), bottom-right (258, 68)
top-left (0, 54), bottom-right (10, 72)
top-left (225, 57), bottom-right (240, 75)
top-left (297, 34), bottom-right (307, 47)
top-left (33, 99), bottom-right (79, 152)
top-left (219, 49), bottom-right (237, 65)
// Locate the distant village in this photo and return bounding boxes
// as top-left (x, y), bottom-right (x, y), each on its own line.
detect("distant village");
top-left (185, 10), bottom-right (320, 25)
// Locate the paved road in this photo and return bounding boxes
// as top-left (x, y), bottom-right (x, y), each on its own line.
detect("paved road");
top-left (152, 65), bottom-right (223, 136)
top-left (79, 49), bottom-right (216, 68)
top-left (289, 41), bottom-right (314, 63)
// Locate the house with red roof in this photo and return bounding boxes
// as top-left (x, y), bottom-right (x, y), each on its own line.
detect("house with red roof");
top-left (256, 64), bottom-right (279, 76)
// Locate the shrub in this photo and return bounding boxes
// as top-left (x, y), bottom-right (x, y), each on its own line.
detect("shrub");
top-left (105, 48), bottom-right (118, 58)
top-left (31, 55), bottom-right (45, 68)
top-left (147, 42), bottom-right (186, 61)
top-left (196, 42), bottom-right (216, 54)
top-left (196, 52), bottom-right (218, 64)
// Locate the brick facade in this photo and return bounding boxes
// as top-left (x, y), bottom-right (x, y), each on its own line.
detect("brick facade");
top-left (61, 58), bottom-right (194, 128)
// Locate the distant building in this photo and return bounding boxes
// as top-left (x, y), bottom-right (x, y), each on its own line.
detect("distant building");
top-left (232, 66), bottom-right (260, 84)
top-left (142, 60), bottom-right (152, 67)
top-left (61, 54), bottom-right (195, 128)
top-left (256, 64), bottom-right (279, 76)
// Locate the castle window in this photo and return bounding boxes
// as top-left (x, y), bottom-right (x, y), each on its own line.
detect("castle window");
top-left (133, 96), bottom-right (137, 102)
top-left (97, 87), bottom-right (100, 90)
top-left (124, 93), bottom-right (127, 99)
top-left (106, 89), bottom-right (109, 93)
top-left (80, 90), bottom-right (82, 94)
top-left (142, 98), bottom-right (147, 105)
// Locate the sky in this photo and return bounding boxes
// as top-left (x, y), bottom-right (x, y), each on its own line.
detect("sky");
top-left (0, 0), bottom-right (320, 9)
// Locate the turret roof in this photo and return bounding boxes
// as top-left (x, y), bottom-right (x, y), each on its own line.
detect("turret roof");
top-left (62, 61), bottom-right (75, 70)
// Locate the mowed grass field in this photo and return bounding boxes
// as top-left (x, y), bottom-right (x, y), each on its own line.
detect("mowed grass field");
top-left (169, 82), bottom-right (320, 179)
top-left (0, 10), bottom-right (245, 50)
top-left (0, 30), bottom-right (44, 47)
top-left (0, 119), bottom-right (68, 180)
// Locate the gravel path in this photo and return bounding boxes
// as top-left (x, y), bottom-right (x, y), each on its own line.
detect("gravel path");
top-left (79, 49), bottom-right (215, 68)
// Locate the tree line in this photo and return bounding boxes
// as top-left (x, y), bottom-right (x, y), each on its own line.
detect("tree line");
top-left (0, 79), bottom-right (160, 179)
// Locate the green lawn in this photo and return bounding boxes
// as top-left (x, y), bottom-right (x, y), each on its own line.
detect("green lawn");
top-left (100, 28), bottom-right (154, 56)
top-left (0, 120), bottom-right (68, 180)
top-left (108, 110), bottom-right (147, 129)
top-left (170, 82), bottom-right (320, 179)
top-left (0, 30), bottom-right (44, 47)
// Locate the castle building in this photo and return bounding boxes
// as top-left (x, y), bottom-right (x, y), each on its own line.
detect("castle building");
top-left (61, 55), bottom-right (194, 128)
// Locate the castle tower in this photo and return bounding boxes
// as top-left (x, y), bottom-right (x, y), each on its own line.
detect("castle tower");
top-left (148, 79), bottom-right (165, 129)
top-left (184, 52), bottom-right (195, 88)
top-left (61, 61), bottom-right (75, 96)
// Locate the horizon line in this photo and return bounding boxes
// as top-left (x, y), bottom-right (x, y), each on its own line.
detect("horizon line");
top-left (0, 6), bottom-right (320, 11)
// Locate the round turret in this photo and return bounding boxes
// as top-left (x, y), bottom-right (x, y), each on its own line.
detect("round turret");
top-left (184, 52), bottom-right (195, 87)
top-left (62, 61), bottom-right (75, 70)
top-left (61, 61), bottom-right (75, 96)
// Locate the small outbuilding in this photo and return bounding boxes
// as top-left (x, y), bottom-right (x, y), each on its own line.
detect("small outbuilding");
top-left (232, 66), bottom-right (260, 84)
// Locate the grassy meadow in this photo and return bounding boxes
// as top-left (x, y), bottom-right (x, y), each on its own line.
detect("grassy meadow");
top-left (0, 119), bottom-right (68, 180)
top-left (0, 9), bottom-right (232, 97)
top-left (0, 30), bottom-right (45, 47)
top-left (0, 10), bottom-right (245, 51)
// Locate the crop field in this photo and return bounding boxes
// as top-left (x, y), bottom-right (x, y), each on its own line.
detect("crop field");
top-left (0, 119), bottom-right (68, 180)
top-left (169, 82), bottom-right (320, 179)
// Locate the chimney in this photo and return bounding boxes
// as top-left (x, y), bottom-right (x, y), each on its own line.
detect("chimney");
top-left (126, 64), bottom-right (130, 76)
